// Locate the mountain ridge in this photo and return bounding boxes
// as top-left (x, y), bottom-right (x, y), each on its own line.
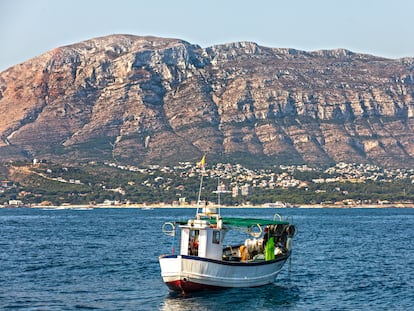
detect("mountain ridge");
top-left (1, 34), bottom-right (413, 168)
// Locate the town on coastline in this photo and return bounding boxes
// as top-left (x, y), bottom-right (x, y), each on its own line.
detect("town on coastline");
top-left (1, 160), bottom-right (413, 208)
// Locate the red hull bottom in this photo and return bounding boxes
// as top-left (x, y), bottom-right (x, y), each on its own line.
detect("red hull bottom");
top-left (166, 280), bottom-right (224, 293)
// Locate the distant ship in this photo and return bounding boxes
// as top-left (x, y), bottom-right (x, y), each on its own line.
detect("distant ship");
top-left (267, 201), bottom-right (296, 208)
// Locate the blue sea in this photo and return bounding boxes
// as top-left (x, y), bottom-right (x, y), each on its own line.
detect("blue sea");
top-left (1, 207), bottom-right (413, 310)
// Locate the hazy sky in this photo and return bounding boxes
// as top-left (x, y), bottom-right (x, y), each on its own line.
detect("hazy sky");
top-left (1, 0), bottom-right (414, 71)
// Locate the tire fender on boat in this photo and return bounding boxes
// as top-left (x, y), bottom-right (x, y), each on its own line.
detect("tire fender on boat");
top-left (286, 225), bottom-right (296, 237)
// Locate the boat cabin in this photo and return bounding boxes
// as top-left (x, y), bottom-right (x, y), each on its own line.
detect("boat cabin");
top-left (179, 218), bottom-right (224, 260)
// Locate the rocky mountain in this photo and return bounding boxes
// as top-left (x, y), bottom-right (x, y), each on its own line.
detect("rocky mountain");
top-left (1, 34), bottom-right (413, 168)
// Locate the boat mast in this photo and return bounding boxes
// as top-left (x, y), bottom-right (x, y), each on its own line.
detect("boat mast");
top-left (216, 177), bottom-right (221, 216)
top-left (213, 177), bottom-right (231, 216)
top-left (196, 154), bottom-right (206, 216)
top-left (196, 171), bottom-right (204, 215)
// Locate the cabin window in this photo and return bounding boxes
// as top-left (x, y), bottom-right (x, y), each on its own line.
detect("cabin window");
top-left (212, 230), bottom-right (220, 244)
top-left (188, 230), bottom-right (199, 256)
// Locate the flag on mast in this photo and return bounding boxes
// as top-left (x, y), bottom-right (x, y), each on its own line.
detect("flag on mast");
top-left (196, 154), bottom-right (206, 168)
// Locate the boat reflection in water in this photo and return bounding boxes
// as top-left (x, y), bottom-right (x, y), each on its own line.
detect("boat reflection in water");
top-left (160, 278), bottom-right (300, 310)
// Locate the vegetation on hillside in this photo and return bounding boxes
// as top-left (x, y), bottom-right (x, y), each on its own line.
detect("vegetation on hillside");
top-left (1, 161), bottom-right (413, 206)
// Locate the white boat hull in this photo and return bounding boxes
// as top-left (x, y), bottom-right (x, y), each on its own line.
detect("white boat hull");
top-left (159, 254), bottom-right (289, 292)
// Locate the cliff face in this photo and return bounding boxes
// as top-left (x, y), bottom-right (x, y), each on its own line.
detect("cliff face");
top-left (1, 34), bottom-right (413, 167)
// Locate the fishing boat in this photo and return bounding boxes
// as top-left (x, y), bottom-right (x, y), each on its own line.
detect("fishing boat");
top-left (158, 156), bottom-right (296, 293)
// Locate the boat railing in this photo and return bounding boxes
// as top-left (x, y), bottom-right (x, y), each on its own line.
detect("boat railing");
top-left (273, 213), bottom-right (282, 221)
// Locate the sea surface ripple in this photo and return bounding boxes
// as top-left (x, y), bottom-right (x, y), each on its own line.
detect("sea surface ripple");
top-left (1, 207), bottom-right (413, 310)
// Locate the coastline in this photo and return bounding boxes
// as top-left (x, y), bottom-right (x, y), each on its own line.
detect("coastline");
top-left (1, 203), bottom-right (413, 209)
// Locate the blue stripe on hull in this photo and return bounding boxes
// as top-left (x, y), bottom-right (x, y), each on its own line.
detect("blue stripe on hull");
top-left (160, 253), bottom-right (289, 266)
